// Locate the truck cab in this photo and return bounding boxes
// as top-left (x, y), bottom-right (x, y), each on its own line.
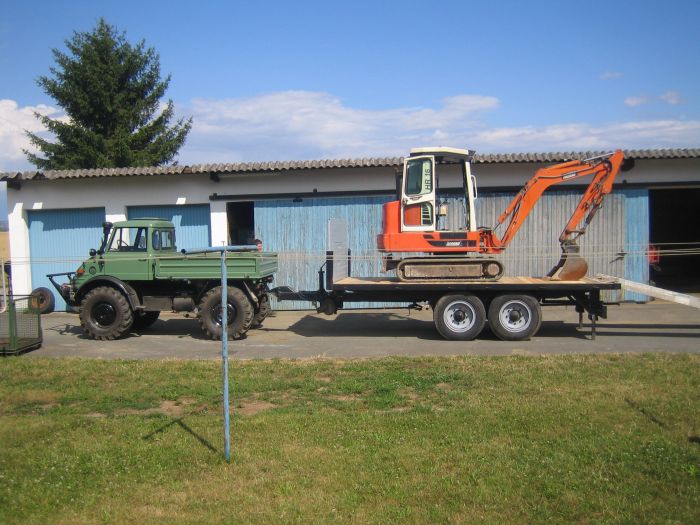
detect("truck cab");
top-left (76, 218), bottom-right (177, 285)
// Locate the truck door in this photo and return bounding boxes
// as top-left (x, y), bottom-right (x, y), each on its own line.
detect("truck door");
top-left (401, 155), bottom-right (436, 232)
top-left (103, 226), bottom-right (152, 280)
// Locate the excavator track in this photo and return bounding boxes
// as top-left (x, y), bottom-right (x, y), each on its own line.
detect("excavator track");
top-left (395, 257), bottom-right (504, 282)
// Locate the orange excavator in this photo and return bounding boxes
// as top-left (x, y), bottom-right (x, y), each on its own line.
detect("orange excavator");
top-left (377, 147), bottom-right (632, 281)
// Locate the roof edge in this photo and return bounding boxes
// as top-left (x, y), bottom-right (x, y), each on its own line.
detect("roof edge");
top-left (3, 148), bottom-right (699, 181)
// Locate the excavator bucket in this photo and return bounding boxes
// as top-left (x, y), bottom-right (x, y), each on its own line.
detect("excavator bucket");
top-left (548, 242), bottom-right (588, 281)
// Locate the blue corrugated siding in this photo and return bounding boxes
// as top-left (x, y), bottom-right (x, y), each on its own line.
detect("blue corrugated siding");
top-left (255, 196), bottom-right (392, 309)
top-left (623, 188), bottom-right (650, 301)
top-left (127, 205), bottom-right (211, 251)
top-left (28, 208), bottom-right (106, 311)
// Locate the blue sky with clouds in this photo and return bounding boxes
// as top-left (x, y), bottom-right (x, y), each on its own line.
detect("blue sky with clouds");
top-left (1, 0), bottom-right (699, 178)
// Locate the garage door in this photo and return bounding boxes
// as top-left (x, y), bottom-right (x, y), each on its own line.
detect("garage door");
top-left (127, 205), bottom-right (211, 251)
top-left (27, 207), bottom-right (106, 311)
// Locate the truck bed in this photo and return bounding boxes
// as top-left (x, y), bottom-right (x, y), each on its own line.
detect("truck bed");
top-left (154, 252), bottom-right (278, 280)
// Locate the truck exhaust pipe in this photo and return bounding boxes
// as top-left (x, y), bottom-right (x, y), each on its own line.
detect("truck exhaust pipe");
top-left (548, 241), bottom-right (588, 281)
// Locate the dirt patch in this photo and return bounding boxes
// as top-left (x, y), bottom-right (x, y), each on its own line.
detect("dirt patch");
top-left (316, 376), bottom-right (332, 383)
top-left (21, 390), bottom-right (61, 404)
top-left (399, 388), bottom-right (420, 401)
top-left (327, 394), bottom-right (359, 402)
top-left (436, 383), bottom-right (452, 391)
top-left (116, 397), bottom-right (200, 418)
top-left (236, 400), bottom-right (276, 416)
top-left (377, 406), bottom-right (412, 414)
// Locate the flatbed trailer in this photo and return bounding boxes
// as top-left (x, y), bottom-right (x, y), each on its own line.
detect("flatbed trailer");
top-left (271, 219), bottom-right (621, 341)
top-left (272, 270), bottom-right (621, 341)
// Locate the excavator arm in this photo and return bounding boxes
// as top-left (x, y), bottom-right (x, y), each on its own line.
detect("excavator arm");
top-left (481, 150), bottom-right (628, 280)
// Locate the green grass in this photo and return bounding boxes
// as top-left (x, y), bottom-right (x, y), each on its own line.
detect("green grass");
top-left (1, 354), bottom-right (699, 524)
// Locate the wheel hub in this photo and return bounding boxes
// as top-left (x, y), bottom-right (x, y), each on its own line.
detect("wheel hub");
top-left (444, 301), bottom-right (476, 332)
top-left (499, 301), bottom-right (532, 333)
top-left (213, 304), bottom-right (236, 327)
top-left (93, 303), bottom-right (116, 327)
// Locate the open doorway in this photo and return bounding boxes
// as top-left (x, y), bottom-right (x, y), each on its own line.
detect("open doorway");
top-left (227, 201), bottom-right (255, 245)
top-left (649, 188), bottom-right (700, 292)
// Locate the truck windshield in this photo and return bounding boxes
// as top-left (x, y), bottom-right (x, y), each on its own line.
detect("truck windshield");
top-left (107, 227), bottom-right (148, 252)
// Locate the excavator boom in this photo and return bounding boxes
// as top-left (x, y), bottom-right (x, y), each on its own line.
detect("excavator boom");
top-left (485, 150), bottom-right (626, 250)
top-left (481, 150), bottom-right (627, 280)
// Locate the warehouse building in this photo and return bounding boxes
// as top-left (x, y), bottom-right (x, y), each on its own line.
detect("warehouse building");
top-left (2, 148), bottom-right (699, 310)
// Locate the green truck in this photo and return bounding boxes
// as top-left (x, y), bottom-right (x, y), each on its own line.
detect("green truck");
top-left (49, 218), bottom-right (277, 340)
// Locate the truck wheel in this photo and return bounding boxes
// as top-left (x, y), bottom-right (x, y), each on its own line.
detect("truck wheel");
top-left (251, 294), bottom-right (271, 328)
top-left (198, 286), bottom-right (253, 340)
top-left (132, 311), bottom-right (160, 330)
top-left (487, 294), bottom-right (542, 341)
top-left (433, 294), bottom-right (486, 341)
top-left (80, 286), bottom-right (134, 340)
top-left (31, 287), bottom-right (55, 314)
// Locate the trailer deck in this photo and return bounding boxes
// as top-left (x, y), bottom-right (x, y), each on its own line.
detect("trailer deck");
top-left (332, 276), bottom-right (620, 292)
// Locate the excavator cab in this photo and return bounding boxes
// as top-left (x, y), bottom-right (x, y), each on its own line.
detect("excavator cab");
top-left (378, 147), bottom-right (485, 258)
top-left (378, 147), bottom-right (505, 281)
top-left (400, 147), bottom-right (477, 234)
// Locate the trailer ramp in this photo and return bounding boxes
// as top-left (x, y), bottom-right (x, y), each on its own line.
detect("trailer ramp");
top-left (597, 275), bottom-right (700, 309)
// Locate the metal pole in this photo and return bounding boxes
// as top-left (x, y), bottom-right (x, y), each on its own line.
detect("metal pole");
top-left (221, 249), bottom-right (231, 463)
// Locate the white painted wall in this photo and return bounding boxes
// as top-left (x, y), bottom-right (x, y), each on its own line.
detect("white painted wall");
top-left (7, 158), bottom-right (699, 294)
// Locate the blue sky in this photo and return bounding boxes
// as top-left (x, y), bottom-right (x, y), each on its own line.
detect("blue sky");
top-left (1, 0), bottom-right (699, 177)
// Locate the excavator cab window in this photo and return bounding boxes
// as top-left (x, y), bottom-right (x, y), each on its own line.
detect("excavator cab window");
top-left (401, 156), bottom-right (436, 231)
top-left (405, 158), bottom-right (433, 195)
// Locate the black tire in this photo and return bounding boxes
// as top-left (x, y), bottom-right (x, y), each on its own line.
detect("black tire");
top-left (198, 286), bottom-right (253, 340)
top-left (251, 294), bottom-right (271, 328)
top-left (132, 311), bottom-right (160, 330)
top-left (31, 287), bottom-right (55, 314)
top-left (487, 294), bottom-right (542, 341)
top-left (433, 294), bottom-right (486, 341)
top-left (79, 286), bottom-right (134, 340)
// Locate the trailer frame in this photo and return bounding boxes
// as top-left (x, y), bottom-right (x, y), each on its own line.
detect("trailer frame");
top-left (271, 258), bottom-right (621, 341)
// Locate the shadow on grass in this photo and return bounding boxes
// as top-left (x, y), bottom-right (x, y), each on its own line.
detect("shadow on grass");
top-left (624, 397), bottom-right (667, 428)
top-left (143, 416), bottom-right (219, 454)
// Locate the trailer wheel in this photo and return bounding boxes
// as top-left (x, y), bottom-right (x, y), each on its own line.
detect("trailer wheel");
top-left (198, 286), bottom-right (253, 340)
top-left (251, 294), bottom-right (271, 328)
top-left (31, 287), bottom-right (55, 314)
top-left (433, 294), bottom-right (486, 341)
top-left (80, 286), bottom-right (134, 340)
top-left (132, 311), bottom-right (160, 330)
top-left (487, 294), bottom-right (541, 341)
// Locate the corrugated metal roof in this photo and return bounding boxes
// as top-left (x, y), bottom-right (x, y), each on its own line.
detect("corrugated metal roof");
top-left (3, 148), bottom-right (698, 181)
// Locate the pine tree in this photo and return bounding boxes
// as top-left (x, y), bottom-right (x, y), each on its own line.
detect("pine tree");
top-left (25, 19), bottom-right (192, 169)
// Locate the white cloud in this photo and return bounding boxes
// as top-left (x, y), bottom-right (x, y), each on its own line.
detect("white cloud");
top-left (467, 120), bottom-right (700, 151)
top-left (185, 92), bottom-right (499, 162)
top-left (181, 91), bottom-right (700, 161)
top-left (660, 91), bottom-right (682, 105)
top-left (0, 99), bottom-right (63, 172)
top-left (1, 93), bottom-right (699, 173)
top-left (600, 71), bottom-right (623, 80)
top-left (624, 96), bottom-right (650, 107)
